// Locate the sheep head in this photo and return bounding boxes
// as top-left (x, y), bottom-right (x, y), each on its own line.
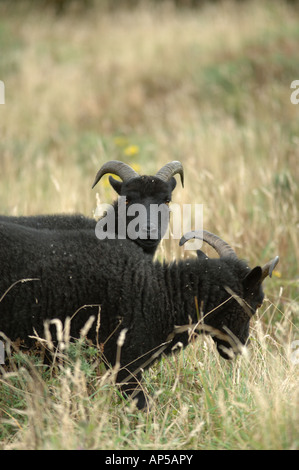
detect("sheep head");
top-left (92, 160), bottom-right (184, 253)
top-left (180, 230), bottom-right (279, 359)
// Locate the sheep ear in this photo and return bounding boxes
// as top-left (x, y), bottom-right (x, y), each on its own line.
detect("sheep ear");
top-left (242, 266), bottom-right (263, 290)
top-left (197, 250), bottom-right (209, 260)
top-left (109, 176), bottom-right (123, 195)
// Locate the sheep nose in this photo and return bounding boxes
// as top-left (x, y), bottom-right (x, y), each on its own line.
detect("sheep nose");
top-left (141, 223), bottom-right (158, 239)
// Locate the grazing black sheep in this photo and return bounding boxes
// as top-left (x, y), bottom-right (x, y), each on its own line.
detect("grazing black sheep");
top-left (0, 222), bottom-right (278, 409)
top-left (0, 160), bottom-right (183, 255)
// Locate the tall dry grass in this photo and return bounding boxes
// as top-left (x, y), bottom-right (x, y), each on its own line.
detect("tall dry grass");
top-left (0, 0), bottom-right (298, 449)
top-left (1, 317), bottom-right (298, 450)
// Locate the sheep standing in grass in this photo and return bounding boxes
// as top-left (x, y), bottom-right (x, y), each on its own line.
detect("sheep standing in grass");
top-left (0, 222), bottom-right (278, 409)
top-left (0, 160), bottom-right (183, 255)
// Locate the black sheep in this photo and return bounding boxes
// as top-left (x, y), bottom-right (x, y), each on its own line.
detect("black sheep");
top-left (0, 160), bottom-right (183, 256)
top-left (0, 223), bottom-right (278, 409)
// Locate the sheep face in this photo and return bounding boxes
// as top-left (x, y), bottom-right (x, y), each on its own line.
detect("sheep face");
top-left (93, 160), bottom-right (183, 254)
top-left (109, 175), bottom-right (177, 253)
top-left (180, 231), bottom-right (279, 361)
top-left (205, 264), bottom-right (265, 359)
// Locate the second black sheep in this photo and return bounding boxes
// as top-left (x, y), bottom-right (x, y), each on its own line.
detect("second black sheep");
top-left (0, 223), bottom-right (278, 409)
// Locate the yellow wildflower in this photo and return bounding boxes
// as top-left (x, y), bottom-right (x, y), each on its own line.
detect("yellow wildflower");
top-left (124, 145), bottom-right (140, 157)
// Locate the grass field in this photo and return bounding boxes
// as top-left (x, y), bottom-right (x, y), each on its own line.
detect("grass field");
top-left (0, 0), bottom-right (298, 449)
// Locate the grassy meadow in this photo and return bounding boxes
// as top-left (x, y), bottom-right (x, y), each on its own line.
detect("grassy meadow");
top-left (0, 0), bottom-right (298, 449)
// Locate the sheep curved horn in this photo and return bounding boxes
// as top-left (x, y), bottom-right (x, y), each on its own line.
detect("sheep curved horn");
top-left (92, 161), bottom-right (139, 189)
top-left (155, 161), bottom-right (184, 187)
top-left (261, 256), bottom-right (279, 281)
top-left (179, 230), bottom-right (238, 259)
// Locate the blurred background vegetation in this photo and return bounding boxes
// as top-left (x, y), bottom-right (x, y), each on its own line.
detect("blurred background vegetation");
top-left (1, 0), bottom-right (298, 269)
